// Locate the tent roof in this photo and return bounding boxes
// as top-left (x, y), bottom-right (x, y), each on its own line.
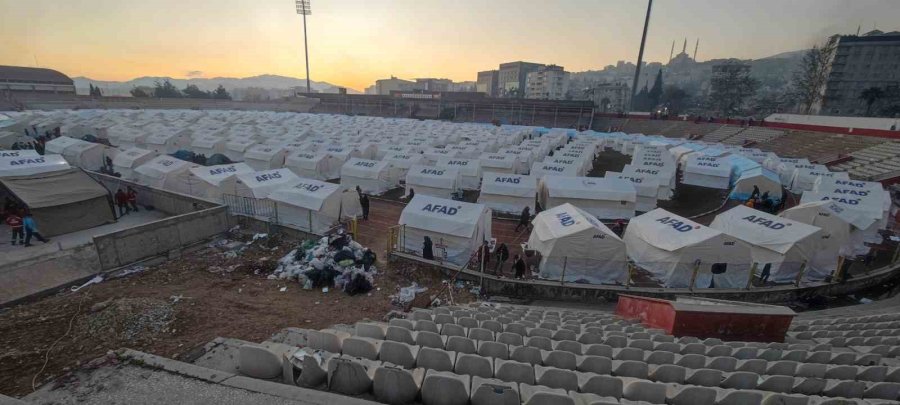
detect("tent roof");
top-left (627, 208), bottom-right (721, 251)
top-left (399, 194), bottom-right (488, 238)
top-left (342, 158), bottom-right (391, 179)
top-left (0, 154), bottom-right (71, 177)
top-left (783, 200), bottom-right (876, 231)
top-left (480, 172), bottom-right (537, 197)
top-left (189, 163), bottom-right (254, 185)
top-left (710, 205), bottom-right (820, 254)
top-left (436, 157), bottom-right (481, 176)
top-left (268, 179), bottom-right (340, 211)
top-left (532, 203), bottom-right (621, 243)
top-left (0, 168), bottom-right (108, 208)
top-left (543, 176), bottom-right (636, 202)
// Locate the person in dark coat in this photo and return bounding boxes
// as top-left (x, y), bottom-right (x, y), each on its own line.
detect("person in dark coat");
top-left (360, 194), bottom-right (370, 220)
top-left (478, 241), bottom-right (491, 269)
top-left (360, 248), bottom-right (377, 272)
top-left (422, 236), bottom-right (434, 260)
top-left (513, 254), bottom-right (527, 279)
top-left (515, 206), bottom-right (532, 232)
top-left (115, 189), bottom-right (128, 216)
top-left (494, 243), bottom-right (510, 274)
top-left (750, 185), bottom-right (760, 200)
top-left (407, 188), bottom-right (415, 201)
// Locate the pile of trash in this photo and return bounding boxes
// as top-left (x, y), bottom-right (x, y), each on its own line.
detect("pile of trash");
top-left (271, 231), bottom-right (377, 296)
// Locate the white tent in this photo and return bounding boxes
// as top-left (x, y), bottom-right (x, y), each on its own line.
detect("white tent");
top-left (233, 168), bottom-right (302, 199)
top-left (243, 144), bottom-right (287, 170)
top-left (0, 149), bottom-right (39, 159)
top-left (789, 166), bottom-right (849, 193)
top-left (44, 136), bottom-right (82, 156)
top-left (190, 136), bottom-right (227, 156)
top-left (376, 145), bottom-right (410, 160)
top-left (543, 156), bottom-right (589, 175)
top-left (539, 175), bottom-right (636, 220)
top-left (498, 148), bottom-right (532, 172)
top-left (112, 148), bottom-right (157, 180)
top-left (436, 157), bottom-right (482, 190)
top-left (804, 178), bottom-right (888, 244)
top-left (285, 151), bottom-right (342, 180)
top-left (134, 156), bottom-right (194, 191)
top-left (527, 203), bottom-right (627, 284)
top-left (405, 165), bottom-right (460, 199)
top-left (682, 154), bottom-right (732, 189)
top-left (729, 167), bottom-right (783, 203)
top-left (605, 171), bottom-right (659, 212)
top-left (777, 162), bottom-right (815, 186)
top-left (530, 161), bottom-right (581, 178)
top-left (45, 136), bottom-right (106, 171)
top-left (710, 205), bottom-right (821, 284)
top-left (477, 172), bottom-right (537, 215)
top-left (423, 147), bottom-right (458, 164)
top-left (624, 208), bottom-right (753, 288)
top-left (340, 158), bottom-right (396, 195)
top-left (398, 194), bottom-right (492, 265)
top-left (178, 163), bottom-right (255, 202)
top-left (144, 129), bottom-right (191, 154)
top-left (383, 152), bottom-right (425, 181)
top-left (268, 179), bottom-right (362, 234)
top-left (0, 154), bottom-right (71, 177)
top-left (480, 153), bottom-right (519, 174)
top-left (781, 201), bottom-right (874, 280)
top-left (224, 138), bottom-right (257, 162)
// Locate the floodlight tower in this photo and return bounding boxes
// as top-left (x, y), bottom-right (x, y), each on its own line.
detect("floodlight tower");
top-left (295, 0), bottom-right (312, 94)
top-left (629, 0), bottom-right (653, 112)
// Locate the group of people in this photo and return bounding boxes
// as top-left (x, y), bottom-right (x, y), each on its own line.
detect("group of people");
top-left (114, 187), bottom-right (139, 217)
top-left (12, 126), bottom-right (64, 154)
top-left (745, 185), bottom-right (784, 214)
top-left (3, 198), bottom-right (50, 247)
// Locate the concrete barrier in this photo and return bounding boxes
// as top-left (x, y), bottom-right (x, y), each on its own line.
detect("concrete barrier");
top-left (88, 173), bottom-right (219, 216)
top-left (93, 206), bottom-right (228, 270)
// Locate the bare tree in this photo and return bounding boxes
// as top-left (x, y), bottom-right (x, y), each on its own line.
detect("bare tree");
top-left (789, 36), bottom-right (838, 114)
top-left (709, 61), bottom-right (759, 115)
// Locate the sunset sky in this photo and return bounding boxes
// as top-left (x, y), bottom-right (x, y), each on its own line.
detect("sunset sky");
top-left (1, 0), bottom-right (898, 91)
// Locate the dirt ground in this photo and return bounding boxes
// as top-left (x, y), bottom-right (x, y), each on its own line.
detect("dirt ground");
top-left (0, 230), bottom-right (474, 398)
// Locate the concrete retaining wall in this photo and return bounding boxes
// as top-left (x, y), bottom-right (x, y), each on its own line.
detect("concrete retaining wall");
top-left (93, 206), bottom-right (228, 270)
top-left (87, 173), bottom-right (219, 216)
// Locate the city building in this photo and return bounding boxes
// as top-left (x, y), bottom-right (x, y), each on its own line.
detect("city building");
top-left (0, 65), bottom-right (76, 94)
top-left (414, 78), bottom-right (452, 92)
top-left (525, 65), bottom-right (569, 100)
top-left (498, 61), bottom-right (544, 98)
top-left (476, 70), bottom-right (499, 97)
top-left (590, 83), bottom-right (630, 113)
top-left (818, 30), bottom-right (900, 116)
top-left (374, 76), bottom-right (417, 95)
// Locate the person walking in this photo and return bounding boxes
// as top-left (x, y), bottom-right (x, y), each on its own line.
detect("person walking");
top-left (513, 254), bottom-right (527, 279)
top-left (515, 206), bottom-right (532, 233)
top-left (360, 193), bottom-right (370, 220)
top-left (494, 243), bottom-right (510, 274)
top-left (115, 189), bottom-right (128, 217)
top-left (126, 187), bottom-right (139, 213)
top-left (5, 211), bottom-right (24, 246)
top-left (478, 241), bottom-right (491, 270)
top-left (22, 212), bottom-right (49, 246)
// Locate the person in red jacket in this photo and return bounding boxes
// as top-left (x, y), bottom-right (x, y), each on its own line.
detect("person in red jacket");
top-left (115, 189), bottom-right (128, 217)
top-left (5, 211), bottom-right (24, 245)
top-left (126, 186), bottom-right (139, 213)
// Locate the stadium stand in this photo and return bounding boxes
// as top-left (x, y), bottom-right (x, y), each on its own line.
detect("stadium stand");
top-left (832, 141), bottom-right (900, 181)
top-left (722, 127), bottom-right (784, 146)
top-left (699, 125), bottom-right (745, 143)
top-left (756, 131), bottom-right (886, 164)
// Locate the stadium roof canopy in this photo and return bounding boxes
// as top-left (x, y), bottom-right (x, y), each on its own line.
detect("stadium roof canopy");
top-left (0, 65), bottom-right (74, 85)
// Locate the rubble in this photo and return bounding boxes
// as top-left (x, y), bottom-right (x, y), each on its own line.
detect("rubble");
top-left (75, 298), bottom-right (175, 344)
top-left (271, 232), bottom-right (378, 296)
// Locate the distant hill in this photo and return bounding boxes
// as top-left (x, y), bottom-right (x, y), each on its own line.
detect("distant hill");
top-left (73, 74), bottom-right (360, 98)
top-left (760, 49), bottom-right (809, 60)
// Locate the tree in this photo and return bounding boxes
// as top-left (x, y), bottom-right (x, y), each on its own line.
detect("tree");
top-left (182, 84), bottom-right (210, 99)
top-left (859, 87), bottom-right (885, 116)
top-left (632, 85), bottom-right (650, 111)
top-left (153, 79), bottom-right (182, 98)
top-left (212, 85), bottom-right (232, 100)
top-left (647, 69), bottom-right (664, 110)
top-left (130, 87), bottom-right (151, 98)
top-left (789, 36), bottom-right (838, 114)
top-left (661, 85), bottom-right (689, 114)
top-left (709, 61), bottom-right (759, 115)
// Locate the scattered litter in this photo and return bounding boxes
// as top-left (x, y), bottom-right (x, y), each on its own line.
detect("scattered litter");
top-left (111, 265), bottom-right (146, 279)
top-left (169, 295), bottom-right (189, 304)
top-left (71, 275), bottom-right (104, 292)
top-left (860, 298), bottom-right (874, 304)
top-left (279, 286), bottom-right (287, 292)
top-left (391, 282), bottom-right (427, 306)
top-left (322, 287), bottom-right (329, 293)
top-left (247, 233), bottom-right (269, 245)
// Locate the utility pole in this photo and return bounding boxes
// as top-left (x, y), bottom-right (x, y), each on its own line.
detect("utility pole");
top-left (629, 0), bottom-right (653, 112)
top-left (295, 0), bottom-right (312, 94)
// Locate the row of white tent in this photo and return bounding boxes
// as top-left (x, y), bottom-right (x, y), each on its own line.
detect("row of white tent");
top-left (401, 193), bottom-right (863, 288)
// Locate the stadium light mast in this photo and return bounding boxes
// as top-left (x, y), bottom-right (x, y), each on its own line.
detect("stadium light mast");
top-left (295, 0), bottom-right (312, 94)
top-left (629, 0), bottom-right (653, 112)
